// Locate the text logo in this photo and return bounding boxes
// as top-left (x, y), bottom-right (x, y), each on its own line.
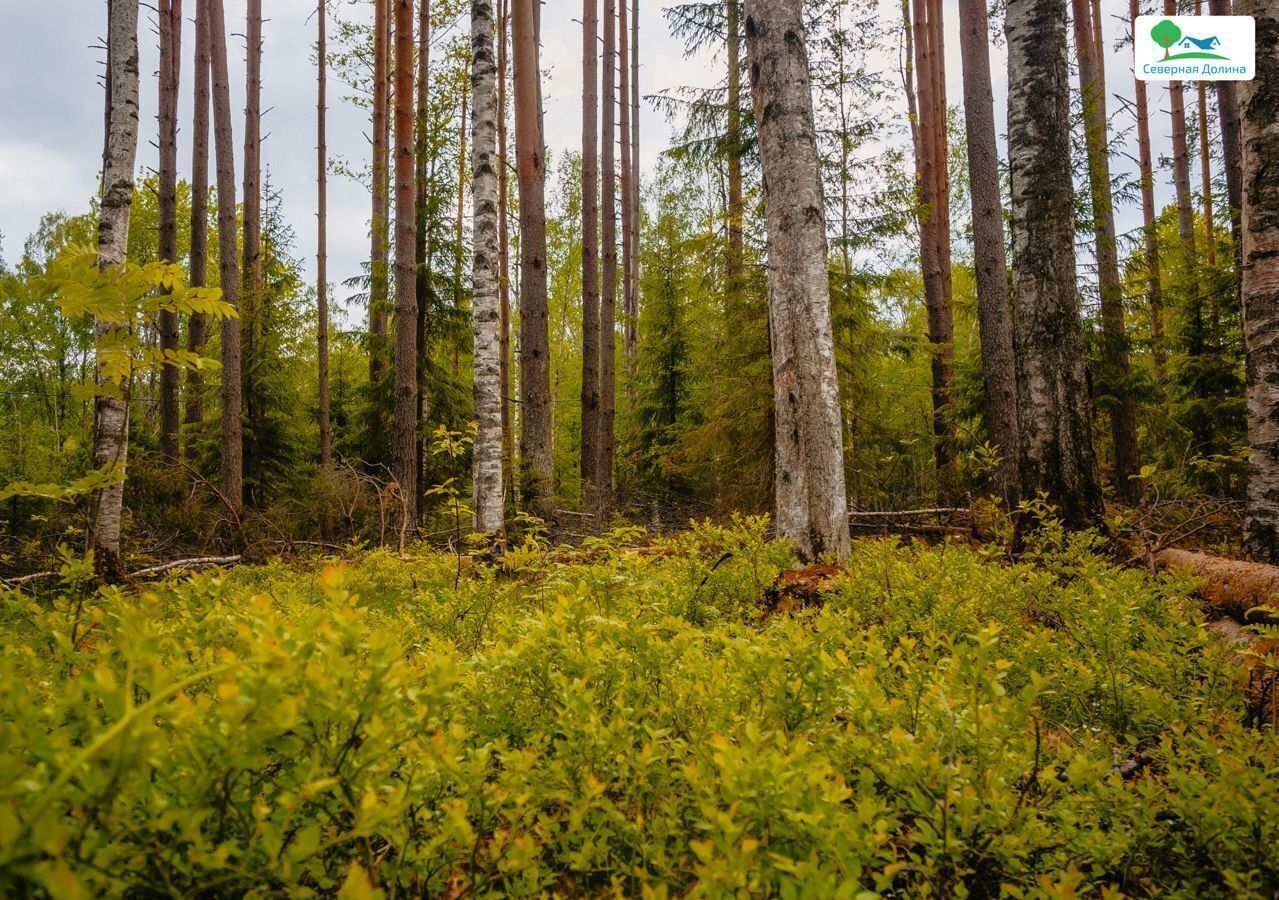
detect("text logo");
top-left (1135, 16), bottom-right (1254, 80)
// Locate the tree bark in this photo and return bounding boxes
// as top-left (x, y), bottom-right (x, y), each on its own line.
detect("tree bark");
top-left (92, 0), bottom-right (141, 580)
top-left (628, 0), bottom-right (640, 365)
top-left (957, 0), bottom-right (1019, 500)
top-left (619, 0), bottom-right (634, 388)
top-left (581, 0), bottom-right (601, 520)
top-left (157, 0), bottom-right (182, 464)
top-left (318, 0), bottom-right (331, 472)
top-left (497, 0), bottom-right (513, 498)
top-left (599, 0), bottom-right (618, 522)
top-left (209, 0), bottom-right (242, 512)
top-left (242, 0), bottom-right (262, 501)
top-left (393, 0), bottom-right (419, 525)
top-left (1130, 0), bottom-right (1166, 382)
top-left (1209, 0), bottom-right (1244, 305)
top-left (512, 0), bottom-right (553, 512)
top-left (415, 0), bottom-right (431, 511)
top-left (743, 0), bottom-right (852, 562)
top-left (726, 0), bottom-right (744, 284)
top-left (1198, 82), bottom-right (1217, 272)
top-left (371, 0), bottom-right (391, 388)
top-left (185, 0), bottom-right (211, 450)
top-left (471, 0), bottom-right (503, 535)
top-left (1006, 0), bottom-right (1102, 530)
top-left (1240, 0), bottom-right (1279, 561)
top-left (1071, 0), bottom-right (1141, 502)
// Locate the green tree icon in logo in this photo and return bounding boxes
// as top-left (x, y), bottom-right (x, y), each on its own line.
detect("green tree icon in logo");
top-left (1152, 19), bottom-right (1182, 58)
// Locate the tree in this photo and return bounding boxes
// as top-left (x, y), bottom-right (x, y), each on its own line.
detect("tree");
top-left (1130, 0), bottom-right (1166, 381)
top-left (414, 0), bottom-right (431, 509)
top-left (726, 0), bottom-right (744, 283)
top-left (497, 0), bottom-right (513, 496)
top-left (209, 0), bottom-right (242, 512)
top-left (471, 0), bottom-right (503, 534)
top-left (318, 0), bottom-right (332, 472)
top-left (185, 0), bottom-right (211, 451)
top-left (628, 0), bottom-right (641, 366)
top-left (1006, 0), bottom-right (1102, 529)
top-left (512, 0), bottom-right (553, 512)
top-left (157, 0), bottom-right (182, 463)
top-left (910, 0), bottom-right (956, 497)
top-left (957, 0), bottom-right (1019, 499)
top-left (91, 0), bottom-right (142, 578)
top-left (1151, 17), bottom-right (1181, 57)
top-left (1241, 0), bottom-right (1279, 560)
top-left (581, 0), bottom-right (602, 519)
top-left (1209, 0), bottom-right (1243, 303)
top-left (742, 0), bottom-right (851, 561)
top-left (1071, 0), bottom-right (1141, 501)
top-left (598, 0), bottom-right (619, 523)
top-left (619, 0), bottom-right (635, 387)
top-left (371, 0), bottom-right (392, 392)
top-left (393, 0), bottom-right (419, 525)
top-left (242, 0), bottom-right (263, 503)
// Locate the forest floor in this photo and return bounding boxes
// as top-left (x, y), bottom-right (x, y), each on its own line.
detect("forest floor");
top-left (3, 517), bottom-right (1279, 896)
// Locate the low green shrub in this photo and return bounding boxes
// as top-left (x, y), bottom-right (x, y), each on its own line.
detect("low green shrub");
top-left (1, 521), bottom-right (1275, 897)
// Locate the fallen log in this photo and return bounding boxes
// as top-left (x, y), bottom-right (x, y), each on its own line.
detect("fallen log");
top-left (1152, 549), bottom-right (1279, 622)
top-left (128, 556), bottom-right (243, 579)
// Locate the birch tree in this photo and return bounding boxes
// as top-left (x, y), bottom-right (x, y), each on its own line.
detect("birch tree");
top-left (1007, 0), bottom-right (1102, 529)
top-left (91, 0), bottom-right (141, 578)
top-left (1240, 0), bottom-right (1279, 560)
top-left (742, 0), bottom-right (851, 561)
top-left (471, 0), bottom-right (504, 534)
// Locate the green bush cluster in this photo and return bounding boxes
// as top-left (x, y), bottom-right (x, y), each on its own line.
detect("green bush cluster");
top-left (2, 520), bottom-right (1277, 897)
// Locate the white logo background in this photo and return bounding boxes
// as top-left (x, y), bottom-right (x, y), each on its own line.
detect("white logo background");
top-left (1135, 15), bottom-right (1255, 81)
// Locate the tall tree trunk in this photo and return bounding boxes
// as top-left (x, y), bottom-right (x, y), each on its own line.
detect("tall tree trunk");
top-left (318, 0), bottom-right (332, 472)
top-left (1130, 0), bottom-right (1166, 382)
top-left (242, 0), bottom-right (262, 503)
top-left (92, 0), bottom-right (141, 580)
top-left (726, 0), bottom-right (744, 283)
top-left (911, 0), bottom-right (956, 498)
top-left (415, 0), bottom-right (431, 512)
top-left (471, 0), bottom-right (503, 535)
top-left (1166, 0), bottom-right (1205, 365)
top-left (1209, 0), bottom-right (1244, 305)
top-left (1198, 83), bottom-right (1217, 271)
top-left (1241, 0), bottom-right (1279, 561)
top-left (581, 0), bottom-right (601, 520)
top-left (628, 0), bottom-right (640, 365)
top-left (1006, 0), bottom-right (1102, 530)
top-left (371, 0), bottom-right (391, 388)
top-left (599, 0), bottom-right (618, 523)
top-left (209, 0), bottom-right (242, 512)
top-left (185, 0), bottom-right (210, 452)
top-left (512, 0), bottom-right (553, 512)
top-left (157, 0), bottom-right (182, 464)
top-left (957, 0), bottom-right (1019, 500)
top-left (742, 0), bottom-right (851, 562)
top-left (497, 0), bottom-right (513, 499)
top-left (1071, 0), bottom-right (1141, 502)
top-left (619, 0), bottom-right (634, 393)
top-left (454, 61), bottom-right (469, 381)
top-left (393, 0), bottom-right (419, 526)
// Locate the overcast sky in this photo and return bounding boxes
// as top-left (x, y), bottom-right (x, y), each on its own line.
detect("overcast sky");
top-left (0, 0), bottom-right (1173, 321)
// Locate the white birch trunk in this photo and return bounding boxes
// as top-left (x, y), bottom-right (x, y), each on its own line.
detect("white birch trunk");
top-left (1240, 0), bottom-right (1279, 560)
top-left (742, 0), bottom-right (851, 562)
top-left (472, 0), bottom-right (504, 535)
top-left (92, 0), bottom-right (141, 579)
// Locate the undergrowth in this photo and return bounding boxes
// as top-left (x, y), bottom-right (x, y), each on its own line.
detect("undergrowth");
top-left (1, 518), bottom-right (1276, 897)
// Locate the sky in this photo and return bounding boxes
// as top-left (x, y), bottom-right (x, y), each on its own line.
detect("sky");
top-left (0, 0), bottom-right (1179, 322)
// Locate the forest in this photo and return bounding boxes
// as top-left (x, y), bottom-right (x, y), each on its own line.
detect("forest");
top-left (1, 0), bottom-right (1279, 894)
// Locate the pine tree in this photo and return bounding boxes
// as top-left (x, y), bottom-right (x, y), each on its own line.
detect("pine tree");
top-left (581, 0), bottom-right (602, 520)
top-left (393, 0), bottom-right (419, 525)
top-left (185, 0), bottom-right (211, 451)
top-left (157, 0), bottom-right (182, 463)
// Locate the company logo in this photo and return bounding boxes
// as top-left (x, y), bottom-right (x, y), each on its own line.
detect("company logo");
top-left (1135, 15), bottom-right (1254, 81)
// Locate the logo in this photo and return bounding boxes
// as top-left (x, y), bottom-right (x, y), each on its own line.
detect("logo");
top-left (1135, 16), bottom-right (1254, 80)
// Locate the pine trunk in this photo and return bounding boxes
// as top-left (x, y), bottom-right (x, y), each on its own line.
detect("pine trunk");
top-left (471, 0), bottom-right (503, 535)
top-left (92, 0), bottom-right (141, 580)
top-left (242, 0), bottom-right (262, 502)
top-left (497, 0), bottom-right (513, 498)
top-left (209, 0), bottom-right (242, 512)
top-left (371, 0), bottom-right (391, 387)
top-left (1209, 0), bottom-right (1244, 304)
top-left (185, 0), bottom-right (211, 450)
top-left (415, 0), bottom-right (431, 510)
top-left (1006, 0), bottom-right (1102, 530)
top-left (598, 0), bottom-right (618, 523)
top-left (1071, 0), bottom-right (1141, 502)
top-left (393, 0), bottom-right (419, 526)
top-left (726, 0), bottom-right (744, 283)
top-left (512, 0), bottom-right (553, 512)
top-left (619, 0), bottom-right (634, 389)
top-left (742, 0), bottom-right (852, 562)
top-left (1130, 0), bottom-right (1166, 381)
top-left (157, 0), bottom-right (182, 464)
top-left (1241, 0), bottom-right (1279, 560)
top-left (318, 0), bottom-right (331, 472)
top-left (628, 0), bottom-right (640, 364)
top-left (581, 0), bottom-right (601, 521)
top-left (1166, 2), bottom-right (1205, 369)
top-left (957, 0), bottom-right (1019, 500)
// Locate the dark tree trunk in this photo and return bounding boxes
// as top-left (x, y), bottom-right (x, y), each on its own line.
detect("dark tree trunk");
top-left (1130, 0), bottom-right (1166, 382)
top-left (581, 0), bottom-right (601, 520)
top-left (185, 0), bottom-right (210, 451)
top-left (318, 0), bottom-right (331, 472)
top-left (1006, 0), bottom-right (1103, 529)
top-left (726, 0), bottom-right (744, 284)
top-left (393, 0), bottom-right (419, 526)
top-left (371, 0), bottom-right (391, 389)
top-left (1209, 0), bottom-right (1244, 306)
top-left (157, 0), bottom-right (182, 464)
top-left (242, 0), bottom-right (262, 502)
top-left (597, 0), bottom-right (618, 523)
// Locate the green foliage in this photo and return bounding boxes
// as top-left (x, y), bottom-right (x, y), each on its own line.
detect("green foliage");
top-left (2, 526), bottom-right (1275, 896)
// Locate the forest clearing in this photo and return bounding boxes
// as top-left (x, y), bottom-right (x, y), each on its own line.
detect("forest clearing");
top-left (2, 0), bottom-right (1279, 894)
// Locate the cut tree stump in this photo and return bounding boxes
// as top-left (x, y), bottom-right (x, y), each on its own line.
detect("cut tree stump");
top-left (762, 565), bottom-right (846, 617)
